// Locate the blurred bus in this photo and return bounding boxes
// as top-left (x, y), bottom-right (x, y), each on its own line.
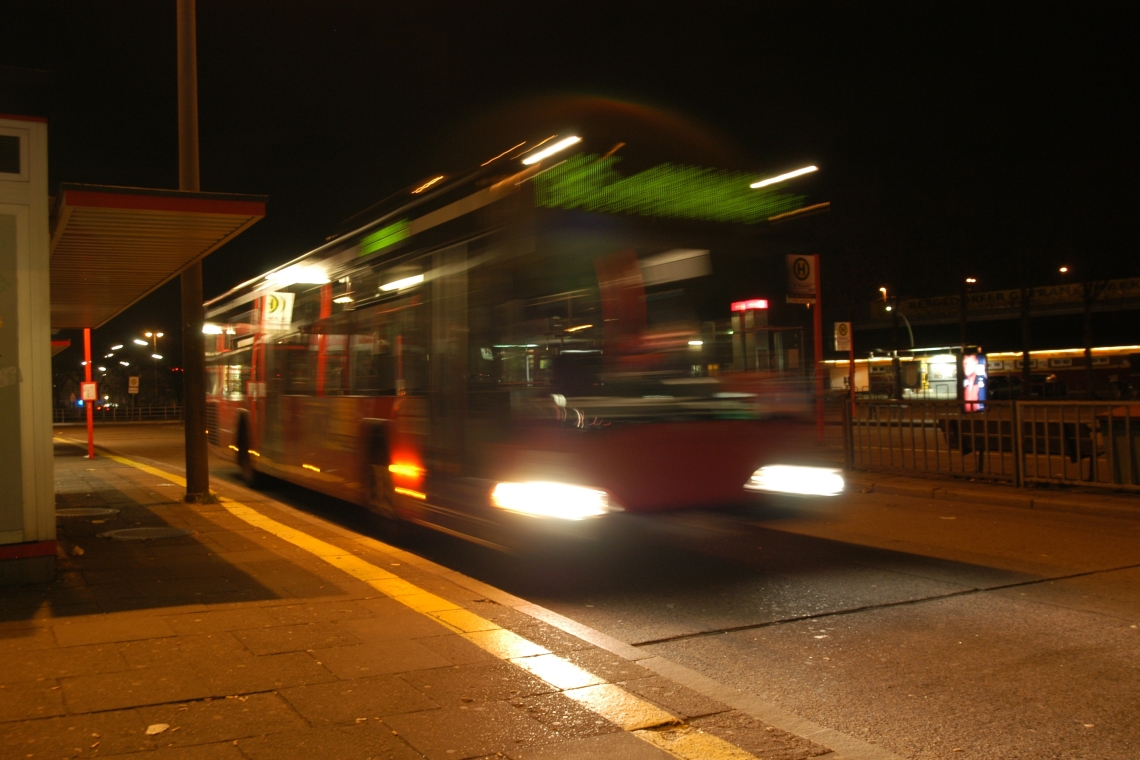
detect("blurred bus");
top-left (203, 137), bottom-right (838, 551)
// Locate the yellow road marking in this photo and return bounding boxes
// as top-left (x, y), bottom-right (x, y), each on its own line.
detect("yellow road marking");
top-left (565, 682), bottom-right (678, 730)
top-left (82, 446), bottom-right (764, 760)
top-left (512, 653), bottom-right (604, 690)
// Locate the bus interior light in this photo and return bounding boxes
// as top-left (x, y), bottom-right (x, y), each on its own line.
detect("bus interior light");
top-left (202, 324), bottom-right (224, 334)
top-left (521, 136), bottom-right (582, 166)
top-left (490, 481), bottom-right (613, 520)
top-left (745, 465), bottom-right (844, 497)
top-left (380, 274), bottom-right (424, 292)
top-left (750, 165), bottom-right (818, 189)
top-left (395, 486), bottom-right (427, 500)
top-left (333, 295), bottom-right (354, 304)
top-left (266, 264), bottom-right (330, 286)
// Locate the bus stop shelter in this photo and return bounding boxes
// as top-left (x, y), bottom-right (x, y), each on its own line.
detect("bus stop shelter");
top-left (0, 130), bottom-right (265, 583)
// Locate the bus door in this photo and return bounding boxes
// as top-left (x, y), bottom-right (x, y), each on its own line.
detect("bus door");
top-left (425, 243), bottom-right (479, 527)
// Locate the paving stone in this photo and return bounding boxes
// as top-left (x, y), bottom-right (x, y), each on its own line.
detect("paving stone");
top-left (102, 741), bottom-right (247, 759)
top-left (233, 622), bottom-right (362, 655)
top-left (0, 625), bottom-right (59, 651)
top-left (415, 634), bottom-right (503, 666)
top-left (53, 615), bottom-right (177, 647)
top-left (508, 731), bottom-right (678, 759)
top-left (6, 642), bottom-right (130, 682)
top-left (616, 675), bottom-right (731, 720)
top-left (136, 692), bottom-right (307, 746)
top-left (259, 599), bottom-right (379, 625)
top-left (510, 691), bottom-right (622, 741)
top-left (399, 661), bottom-right (556, 706)
top-left (162, 607), bottom-right (280, 635)
top-left (117, 633), bottom-right (247, 669)
top-left (60, 663), bottom-right (213, 713)
top-left (237, 722), bottom-right (424, 760)
top-left (311, 639), bottom-right (451, 679)
top-left (280, 674), bottom-right (439, 724)
top-left (0, 678), bottom-right (67, 721)
top-left (563, 649), bottom-right (656, 684)
top-left (0, 707), bottom-right (152, 757)
top-left (384, 701), bottom-right (561, 760)
top-left (194, 650), bottom-right (336, 695)
top-left (338, 607), bottom-right (452, 641)
top-left (691, 709), bottom-right (834, 759)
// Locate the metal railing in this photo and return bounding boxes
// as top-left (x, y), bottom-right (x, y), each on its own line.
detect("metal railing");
top-left (53, 405), bottom-right (184, 424)
top-left (845, 399), bottom-right (1140, 492)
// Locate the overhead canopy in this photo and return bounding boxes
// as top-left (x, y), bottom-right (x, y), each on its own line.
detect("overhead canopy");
top-left (49, 184), bottom-right (266, 329)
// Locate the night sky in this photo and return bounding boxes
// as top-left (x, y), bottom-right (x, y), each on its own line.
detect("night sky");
top-left (4, 2), bottom-right (1138, 365)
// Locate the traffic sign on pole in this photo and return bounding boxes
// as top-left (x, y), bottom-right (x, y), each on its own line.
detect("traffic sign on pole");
top-left (834, 322), bottom-right (852, 352)
top-left (786, 255), bottom-right (817, 304)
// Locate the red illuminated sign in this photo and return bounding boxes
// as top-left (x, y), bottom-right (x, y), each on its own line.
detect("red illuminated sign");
top-left (731, 299), bottom-right (769, 312)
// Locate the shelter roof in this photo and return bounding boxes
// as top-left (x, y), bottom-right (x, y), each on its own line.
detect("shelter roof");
top-left (50, 183), bottom-right (266, 328)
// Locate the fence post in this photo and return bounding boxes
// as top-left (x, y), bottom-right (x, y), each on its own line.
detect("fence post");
top-left (1012, 401), bottom-right (1024, 488)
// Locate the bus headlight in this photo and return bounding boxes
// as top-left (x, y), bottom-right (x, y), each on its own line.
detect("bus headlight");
top-left (745, 465), bottom-right (844, 497)
top-left (490, 482), bottom-right (613, 520)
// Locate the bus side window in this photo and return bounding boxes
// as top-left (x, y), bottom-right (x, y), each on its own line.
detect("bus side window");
top-left (349, 306), bottom-right (394, 395)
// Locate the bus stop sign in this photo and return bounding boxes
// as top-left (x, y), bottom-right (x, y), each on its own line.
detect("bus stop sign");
top-left (835, 321), bottom-right (851, 351)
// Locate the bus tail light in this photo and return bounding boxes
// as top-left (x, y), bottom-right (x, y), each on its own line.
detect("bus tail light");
top-left (745, 465), bottom-right (844, 497)
top-left (490, 482), bottom-right (614, 520)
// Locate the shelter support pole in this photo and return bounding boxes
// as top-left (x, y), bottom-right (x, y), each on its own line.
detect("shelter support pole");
top-left (84, 328), bottom-right (94, 459)
top-left (178, 0), bottom-right (209, 500)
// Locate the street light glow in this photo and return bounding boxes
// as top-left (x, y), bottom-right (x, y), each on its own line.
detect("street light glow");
top-left (966, 277), bottom-right (977, 284)
top-left (1059, 266), bottom-right (1069, 273)
top-left (111, 344), bottom-right (123, 350)
top-left (133, 339), bottom-right (148, 346)
top-left (145, 332), bottom-right (153, 338)
top-left (156, 332), bottom-right (164, 338)
top-left (749, 165), bottom-right (818, 189)
top-left (120, 361), bottom-right (129, 366)
top-left (152, 353), bottom-right (163, 360)
top-left (521, 136), bottom-right (581, 166)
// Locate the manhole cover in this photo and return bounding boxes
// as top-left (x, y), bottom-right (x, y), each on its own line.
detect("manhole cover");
top-left (98, 527), bottom-right (194, 541)
top-left (57, 508), bottom-right (120, 517)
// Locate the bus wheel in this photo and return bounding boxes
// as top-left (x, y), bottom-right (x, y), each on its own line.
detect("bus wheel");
top-left (237, 422), bottom-right (261, 488)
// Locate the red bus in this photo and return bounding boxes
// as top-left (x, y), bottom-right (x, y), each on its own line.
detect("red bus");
top-left (204, 136), bottom-right (841, 551)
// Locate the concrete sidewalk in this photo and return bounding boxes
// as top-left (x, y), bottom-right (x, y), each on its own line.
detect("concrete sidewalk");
top-left (845, 471), bottom-right (1139, 519)
top-left (1, 441), bottom-right (848, 760)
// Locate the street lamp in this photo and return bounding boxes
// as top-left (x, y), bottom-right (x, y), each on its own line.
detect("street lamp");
top-left (143, 331), bottom-right (164, 402)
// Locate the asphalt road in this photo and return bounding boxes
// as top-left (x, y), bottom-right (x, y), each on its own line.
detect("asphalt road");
top-left (62, 423), bottom-right (1140, 760)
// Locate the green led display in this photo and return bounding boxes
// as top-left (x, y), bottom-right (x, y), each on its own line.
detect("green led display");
top-left (533, 154), bottom-right (805, 224)
top-left (359, 219), bottom-right (410, 256)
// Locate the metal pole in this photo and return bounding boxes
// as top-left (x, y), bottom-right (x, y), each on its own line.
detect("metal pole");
top-left (178, 0), bottom-right (210, 501)
top-left (813, 256), bottom-right (825, 443)
top-left (84, 328), bottom-right (94, 459)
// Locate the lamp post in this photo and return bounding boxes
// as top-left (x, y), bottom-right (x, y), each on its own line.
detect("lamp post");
top-left (144, 331), bottom-right (164, 402)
